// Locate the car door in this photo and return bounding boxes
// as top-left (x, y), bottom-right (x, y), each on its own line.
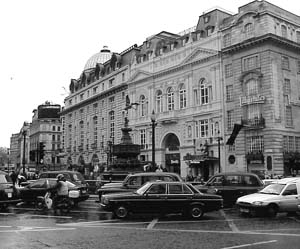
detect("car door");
top-left (167, 183), bottom-right (193, 213)
top-left (280, 183), bottom-right (300, 212)
top-left (22, 179), bottom-right (47, 202)
top-left (142, 183), bottom-right (168, 214)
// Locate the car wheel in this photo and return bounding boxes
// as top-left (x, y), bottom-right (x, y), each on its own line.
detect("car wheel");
top-left (35, 199), bottom-right (45, 211)
top-left (189, 205), bottom-right (204, 219)
top-left (266, 204), bottom-right (278, 218)
top-left (114, 205), bottom-right (129, 219)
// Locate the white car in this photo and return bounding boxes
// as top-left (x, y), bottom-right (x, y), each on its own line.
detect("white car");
top-left (236, 178), bottom-right (300, 217)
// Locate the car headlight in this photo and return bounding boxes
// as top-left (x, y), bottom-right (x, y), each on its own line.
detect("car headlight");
top-left (252, 201), bottom-right (264, 206)
top-left (101, 196), bottom-right (109, 205)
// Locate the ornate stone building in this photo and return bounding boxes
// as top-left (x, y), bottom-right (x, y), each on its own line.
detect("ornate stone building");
top-left (61, 0), bottom-right (300, 179)
top-left (221, 0), bottom-right (300, 177)
top-left (61, 45), bottom-right (139, 176)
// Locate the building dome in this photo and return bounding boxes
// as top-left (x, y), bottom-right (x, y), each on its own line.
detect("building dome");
top-left (84, 46), bottom-right (112, 71)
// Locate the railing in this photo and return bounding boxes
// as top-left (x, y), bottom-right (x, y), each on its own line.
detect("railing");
top-left (241, 116), bottom-right (265, 128)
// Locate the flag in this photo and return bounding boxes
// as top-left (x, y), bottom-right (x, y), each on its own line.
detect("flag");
top-left (226, 124), bottom-right (243, 145)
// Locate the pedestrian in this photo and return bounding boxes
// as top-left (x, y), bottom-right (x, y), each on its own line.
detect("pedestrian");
top-left (155, 165), bottom-right (163, 172)
top-left (10, 171), bottom-right (18, 186)
top-left (186, 171), bottom-right (194, 182)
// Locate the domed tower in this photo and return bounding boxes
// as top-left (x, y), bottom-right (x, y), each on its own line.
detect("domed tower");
top-left (84, 46), bottom-right (112, 70)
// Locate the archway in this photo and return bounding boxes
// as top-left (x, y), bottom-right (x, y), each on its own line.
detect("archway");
top-left (163, 133), bottom-right (181, 175)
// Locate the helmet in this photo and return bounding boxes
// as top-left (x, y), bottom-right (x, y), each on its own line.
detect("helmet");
top-left (57, 174), bottom-right (64, 181)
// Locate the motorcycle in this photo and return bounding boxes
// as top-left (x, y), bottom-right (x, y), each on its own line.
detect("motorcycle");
top-left (35, 192), bottom-right (71, 214)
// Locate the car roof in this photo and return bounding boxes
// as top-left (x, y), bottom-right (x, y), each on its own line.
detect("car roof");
top-left (129, 172), bottom-right (180, 177)
top-left (40, 171), bottom-right (81, 174)
top-left (212, 172), bottom-right (259, 177)
top-left (275, 177), bottom-right (300, 184)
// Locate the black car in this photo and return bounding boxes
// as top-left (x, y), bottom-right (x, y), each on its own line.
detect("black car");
top-left (19, 178), bottom-right (89, 205)
top-left (195, 172), bottom-right (264, 207)
top-left (100, 181), bottom-right (223, 219)
top-left (97, 172), bottom-right (183, 201)
top-left (39, 170), bottom-right (87, 186)
top-left (0, 171), bottom-right (20, 210)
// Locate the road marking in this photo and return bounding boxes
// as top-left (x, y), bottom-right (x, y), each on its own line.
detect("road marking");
top-left (220, 210), bottom-right (239, 232)
top-left (0, 226), bottom-right (76, 233)
top-left (220, 240), bottom-right (277, 249)
top-left (147, 218), bottom-right (158, 229)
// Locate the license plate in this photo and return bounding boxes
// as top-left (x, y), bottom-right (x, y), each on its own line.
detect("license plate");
top-left (82, 190), bottom-right (86, 193)
top-left (7, 193), bottom-right (12, 198)
top-left (240, 208), bottom-right (249, 213)
top-left (5, 189), bottom-right (13, 193)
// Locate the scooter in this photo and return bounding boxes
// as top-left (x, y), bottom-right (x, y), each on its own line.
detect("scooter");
top-left (53, 195), bottom-right (72, 214)
top-left (35, 192), bottom-right (71, 214)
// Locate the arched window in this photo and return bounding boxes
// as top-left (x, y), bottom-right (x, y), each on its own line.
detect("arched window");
top-left (245, 23), bottom-right (253, 38)
top-left (156, 90), bottom-right (163, 113)
top-left (200, 79), bottom-right (209, 105)
top-left (281, 25), bottom-right (287, 38)
top-left (179, 84), bottom-right (187, 109)
top-left (167, 87), bottom-right (174, 111)
top-left (140, 95), bottom-right (147, 117)
top-left (245, 79), bottom-right (258, 96)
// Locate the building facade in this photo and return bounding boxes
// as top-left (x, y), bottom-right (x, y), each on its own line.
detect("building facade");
top-left (221, 0), bottom-right (300, 177)
top-left (61, 45), bottom-right (139, 176)
top-left (29, 101), bottom-right (62, 172)
top-left (61, 0), bottom-right (300, 179)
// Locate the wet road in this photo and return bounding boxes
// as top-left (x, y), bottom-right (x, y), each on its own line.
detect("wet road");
top-left (1, 196), bottom-right (300, 249)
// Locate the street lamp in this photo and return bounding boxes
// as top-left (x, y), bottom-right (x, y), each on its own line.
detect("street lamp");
top-left (22, 130), bottom-right (27, 174)
top-left (151, 110), bottom-right (157, 170)
top-left (215, 122), bottom-right (222, 173)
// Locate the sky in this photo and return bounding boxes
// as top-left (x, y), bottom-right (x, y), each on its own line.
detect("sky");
top-left (0, 0), bottom-right (299, 148)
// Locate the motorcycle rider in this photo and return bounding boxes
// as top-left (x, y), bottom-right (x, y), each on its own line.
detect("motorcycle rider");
top-left (52, 174), bottom-right (69, 212)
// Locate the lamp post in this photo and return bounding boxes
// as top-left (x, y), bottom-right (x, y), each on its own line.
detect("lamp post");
top-left (151, 110), bottom-right (157, 170)
top-left (22, 130), bottom-right (27, 174)
top-left (215, 122), bottom-right (222, 173)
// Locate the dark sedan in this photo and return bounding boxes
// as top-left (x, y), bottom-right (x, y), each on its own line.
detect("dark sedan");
top-left (101, 181), bottom-right (223, 219)
top-left (19, 178), bottom-right (89, 205)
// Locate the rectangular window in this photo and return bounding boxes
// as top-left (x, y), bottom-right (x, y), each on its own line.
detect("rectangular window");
top-left (52, 126), bottom-right (56, 131)
top-left (285, 106), bottom-right (293, 126)
top-left (243, 55), bottom-right (260, 71)
top-left (80, 93), bottom-right (84, 100)
top-left (140, 129), bottom-right (146, 149)
top-left (109, 78), bottom-right (115, 87)
top-left (282, 56), bottom-right (290, 70)
top-left (297, 60), bottom-right (300, 73)
top-left (226, 85), bottom-right (233, 101)
top-left (200, 119), bottom-right (209, 138)
top-left (227, 110), bottom-right (233, 130)
top-left (122, 73), bottom-right (125, 82)
top-left (225, 64), bottom-right (233, 78)
top-left (247, 135), bottom-right (264, 153)
top-left (284, 79), bottom-right (291, 94)
top-left (288, 136), bottom-right (294, 151)
top-left (296, 137), bottom-right (300, 152)
top-left (93, 87), bottom-right (98, 94)
top-left (283, 136), bottom-right (288, 152)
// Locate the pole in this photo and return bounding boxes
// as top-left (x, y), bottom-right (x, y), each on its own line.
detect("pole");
top-left (218, 136), bottom-right (221, 173)
top-left (22, 130), bottom-right (26, 174)
top-left (152, 119), bottom-right (155, 169)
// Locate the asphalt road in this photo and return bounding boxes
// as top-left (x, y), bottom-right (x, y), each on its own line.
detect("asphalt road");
top-left (1, 196), bottom-right (300, 249)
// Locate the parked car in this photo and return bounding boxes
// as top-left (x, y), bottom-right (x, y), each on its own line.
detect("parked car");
top-left (100, 181), bottom-right (223, 219)
top-left (0, 170), bottom-right (20, 210)
top-left (236, 177), bottom-right (300, 217)
top-left (195, 172), bottom-right (264, 207)
top-left (97, 172), bottom-right (183, 201)
top-left (19, 178), bottom-right (89, 205)
top-left (39, 170), bottom-right (87, 185)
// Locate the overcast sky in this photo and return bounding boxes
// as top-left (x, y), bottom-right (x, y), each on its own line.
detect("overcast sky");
top-left (0, 0), bottom-right (299, 148)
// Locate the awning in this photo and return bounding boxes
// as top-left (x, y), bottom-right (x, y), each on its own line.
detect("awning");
top-left (184, 153), bottom-right (218, 165)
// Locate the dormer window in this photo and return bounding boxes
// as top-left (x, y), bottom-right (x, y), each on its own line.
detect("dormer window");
top-left (204, 15), bottom-right (210, 23)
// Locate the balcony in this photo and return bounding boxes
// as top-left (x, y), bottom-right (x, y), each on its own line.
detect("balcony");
top-left (78, 144), bottom-right (84, 151)
top-left (241, 116), bottom-right (265, 129)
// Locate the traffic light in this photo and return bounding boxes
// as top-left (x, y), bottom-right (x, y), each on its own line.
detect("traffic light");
top-left (39, 142), bottom-right (45, 161)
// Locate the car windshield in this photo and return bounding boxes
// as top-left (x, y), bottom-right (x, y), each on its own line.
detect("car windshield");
top-left (0, 174), bottom-right (12, 183)
top-left (259, 183), bottom-right (286, 195)
top-left (136, 182), bottom-right (152, 195)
